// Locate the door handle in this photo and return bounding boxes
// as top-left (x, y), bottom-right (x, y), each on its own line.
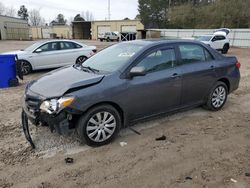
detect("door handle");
top-left (210, 65), bottom-right (215, 70)
top-left (171, 73), bottom-right (181, 79)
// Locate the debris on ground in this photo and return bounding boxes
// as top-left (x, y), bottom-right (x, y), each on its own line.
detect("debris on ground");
top-left (155, 135), bottom-right (166, 141)
top-left (120, 142), bottom-right (127, 147)
top-left (230, 178), bottom-right (237, 183)
top-left (185, 176), bottom-right (193, 180)
top-left (245, 172), bottom-right (250, 177)
top-left (65, 157), bottom-right (74, 164)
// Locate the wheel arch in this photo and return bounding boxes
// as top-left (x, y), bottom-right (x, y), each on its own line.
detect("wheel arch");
top-left (218, 77), bottom-right (230, 92)
top-left (83, 101), bottom-right (125, 127)
top-left (18, 59), bottom-right (33, 70)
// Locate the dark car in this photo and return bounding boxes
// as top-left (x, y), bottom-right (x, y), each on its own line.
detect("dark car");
top-left (22, 39), bottom-right (240, 148)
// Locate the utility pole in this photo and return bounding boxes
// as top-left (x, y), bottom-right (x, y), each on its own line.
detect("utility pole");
top-left (108, 0), bottom-right (111, 20)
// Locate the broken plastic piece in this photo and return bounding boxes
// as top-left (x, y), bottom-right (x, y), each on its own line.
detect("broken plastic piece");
top-left (230, 178), bottom-right (237, 183)
top-left (65, 157), bottom-right (74, 164)
top-left (120, 142), bottom-right (127, 147)
top-left (155, 135), bottom-right (166, 141)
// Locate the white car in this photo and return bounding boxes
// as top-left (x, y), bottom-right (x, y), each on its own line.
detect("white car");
top-left (98, 32), bottom-right (119, 42)
top-left (195, 29), bottom-right (230, 54)
top-left (2, 40), bottom-right (97, 75)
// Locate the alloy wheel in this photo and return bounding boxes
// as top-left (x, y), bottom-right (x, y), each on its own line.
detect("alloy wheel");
top-left (20, 61), bottom-right (31, 75)
top-left (86, 111), bottom-right (116, 142)
top-left (211, 86), bottom-right (226, 108)
top-left (76, 56), bottom-right (87, 65)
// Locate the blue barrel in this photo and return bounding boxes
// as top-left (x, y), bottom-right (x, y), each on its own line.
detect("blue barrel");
top-left (0, 55), bottom-right (17, 88)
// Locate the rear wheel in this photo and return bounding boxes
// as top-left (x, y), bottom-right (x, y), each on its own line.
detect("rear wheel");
top-left (205, 81), bottom-right (228, 111)
top-left (107, 37), bottom-right (110, 42)
top-left (222, 44), bottom-right (229, 54)
top-left (20, 60), bottom-right (32, 75)
top-left (77, 105), bottom-right (121, 146)
top-left (76, 56), bottom-right (87, 65)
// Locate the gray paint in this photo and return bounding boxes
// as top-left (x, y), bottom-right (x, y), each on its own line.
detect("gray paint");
top-left (24, 40), bottom-right (240, 125)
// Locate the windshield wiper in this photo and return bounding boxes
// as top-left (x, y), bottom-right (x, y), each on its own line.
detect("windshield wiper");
top-left (81, 66), bottom-right (100, 73)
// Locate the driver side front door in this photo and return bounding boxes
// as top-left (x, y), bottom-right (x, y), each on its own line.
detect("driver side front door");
top-left (125, 46), bottom-right (182, 120)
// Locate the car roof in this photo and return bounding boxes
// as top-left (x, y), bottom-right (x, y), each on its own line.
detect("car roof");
top-left (123, 38), bottom-right (205, 47)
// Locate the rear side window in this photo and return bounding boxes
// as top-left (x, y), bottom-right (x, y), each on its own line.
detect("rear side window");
top-left (179, 44), bottom-right (213, 64)
top-left (60, 42), bottom-right (75, 50)
top-left (213, 35), bottom-right (226, 41)
top-left (137, 48), bottom-right (176, 73)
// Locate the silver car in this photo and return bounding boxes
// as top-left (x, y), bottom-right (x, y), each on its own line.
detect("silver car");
top-left (2, 40), bottom-right (96, 75)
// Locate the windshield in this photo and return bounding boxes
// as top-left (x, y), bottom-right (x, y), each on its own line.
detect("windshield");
top-left (24, 42), bottom-right (43, 51)
top-left (82, 43), bottom-right (144, 72)
top-left (196, 35), bottom-right (212, 42)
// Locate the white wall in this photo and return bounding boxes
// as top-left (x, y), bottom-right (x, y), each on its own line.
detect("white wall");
top-left (150, 29), bottom-right (250, 48)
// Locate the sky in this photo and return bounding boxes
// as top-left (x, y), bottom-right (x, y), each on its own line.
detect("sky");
top-left (0, 0), bottom-right (139, 23)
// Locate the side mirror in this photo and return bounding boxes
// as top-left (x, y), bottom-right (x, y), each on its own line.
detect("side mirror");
top-left (129, 66), bottom-right (146, 78)
top-left (35, 49), bottom-right (42, 53)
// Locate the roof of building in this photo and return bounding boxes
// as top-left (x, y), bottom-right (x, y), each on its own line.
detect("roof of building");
top-left (0, 14), bottom-right (28, 22)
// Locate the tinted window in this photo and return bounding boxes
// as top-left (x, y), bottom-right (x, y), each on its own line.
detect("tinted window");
top-left (179, 44), bottom-right (206, 64)
top-left (213, 35), bottom-right (226, 41)
top-left (60, 42), bottom-right (75, 50)
top-left (204, 49), bottom-right (214, 61)
top-left (137, 48), bottom-right (176, 73)
top-left (38, 42), bottom-right (58, 52)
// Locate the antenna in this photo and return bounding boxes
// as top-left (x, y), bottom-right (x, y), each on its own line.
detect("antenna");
top-left (108, 0), bottom-right (111, 20)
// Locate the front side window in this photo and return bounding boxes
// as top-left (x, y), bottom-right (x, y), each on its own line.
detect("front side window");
top-left (137, 48), bottom-right (176, 73)
top-left (179, 44), bottom-right (206, 64)
top-left (37, 42), bottom-right (59, 52)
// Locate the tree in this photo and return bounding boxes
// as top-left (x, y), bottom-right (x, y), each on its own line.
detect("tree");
top-left (5, 6), bottom-right (16, 17)
top-left (0, 2), bottom-right (5, 15)
top-left (138, 0), bottom-right (171, 28)
top-left (18, 5), bottom-right (29, 20)
top-left (29, 9), bottom-right (45, 26)
top-left (73, 14), bottom-right (85, 21)
top-left (50, 14), bottom-right (67, 26)
top-left (81, 11), bottom-right (94, 21)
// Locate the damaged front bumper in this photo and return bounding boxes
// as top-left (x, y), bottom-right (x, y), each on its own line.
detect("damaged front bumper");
top-left (21, 103), bottom-right (76, 149)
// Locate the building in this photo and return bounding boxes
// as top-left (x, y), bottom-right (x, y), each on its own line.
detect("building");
top-left (30, 25), bottom-right (72, 39)
top-left (72, 19), bottom-right (144, 40)
top-left (0, 15), bottom-right (29, 40)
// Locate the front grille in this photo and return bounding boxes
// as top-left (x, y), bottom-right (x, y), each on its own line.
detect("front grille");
top-left (26, 97), bottom-right (41, 110)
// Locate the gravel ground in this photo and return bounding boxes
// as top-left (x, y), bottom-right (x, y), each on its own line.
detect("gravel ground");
top-left (0, 40), bottom-right (249, 188)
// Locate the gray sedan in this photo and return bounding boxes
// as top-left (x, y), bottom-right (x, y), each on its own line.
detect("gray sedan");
top-left (22, 39), bottom-right (240, 147)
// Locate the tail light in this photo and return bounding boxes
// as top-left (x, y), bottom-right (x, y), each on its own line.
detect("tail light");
top-left (92, 49), bottom-right (97, 53)
top-left (236, 60), bottom-right (241, 69)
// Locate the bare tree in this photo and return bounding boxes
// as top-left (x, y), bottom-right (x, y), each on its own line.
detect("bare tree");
top-left (81, 11), bottom-right (94, 21)
top-left (5, 6), bottom-right (16, 17)
top-left (29, 9), bottom-right (45, 26)
top-left (0, 2), bottom-right (5, 15)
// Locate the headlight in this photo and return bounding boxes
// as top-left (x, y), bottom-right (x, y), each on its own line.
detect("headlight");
top-left (40, 97), bottom-right (75, 114)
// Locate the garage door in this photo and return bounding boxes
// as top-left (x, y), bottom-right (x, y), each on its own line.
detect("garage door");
top-left (121, 25), bottom-right (137, 32)
top-left (97, 26), bottom-right (111, 38)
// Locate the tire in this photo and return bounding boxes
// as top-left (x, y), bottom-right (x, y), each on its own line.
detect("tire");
top-left (100, 39), bottom-right (103, 42)
top-left (117, 38), bottom-right (119, 42)
top-left (107, 37), bottom-right (110, 42)
top-left (222, 44), bottom-right (229, 54)
top-left (77, 104), bottom-right (121, 146)
top-left (19, 60), bottom-right (32, 75)
top-left (205, 81), bottom-right (228, 111)
top-left (76, 56), bottom-right (88, 65)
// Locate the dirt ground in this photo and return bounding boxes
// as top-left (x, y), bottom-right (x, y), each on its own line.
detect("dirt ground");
top-left (0, 40), bottom-right (249, 188)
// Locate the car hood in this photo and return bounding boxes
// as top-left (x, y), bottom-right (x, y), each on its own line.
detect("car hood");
top-left (29, 66), bottom-right (105, 98)
top-left (1, 50), bottom-right (27, 56)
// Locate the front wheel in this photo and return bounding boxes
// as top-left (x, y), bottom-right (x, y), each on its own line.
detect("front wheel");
top-left (222, 44), bottom-right (229, 54)
top-left (77, 105), bottom-right (121, 146)
top-left (19, 60), bottom-right (32, 75)
top-left (205, 81), bottom-right (228, 111)
top-left (76, 56), bottom-right (87, 65)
